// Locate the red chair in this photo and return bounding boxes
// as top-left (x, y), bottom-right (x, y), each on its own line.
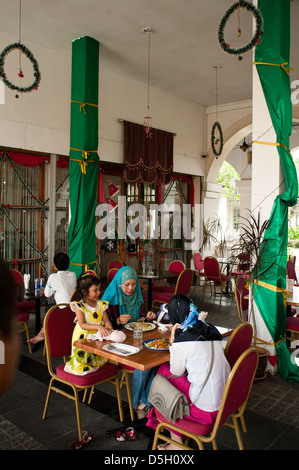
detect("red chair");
top-left (42, 304), bottom-right (124, 442)
top-left (234, 276), bottom-right (249, 322)
top-left (192, 252), bottom-right (205, 292)
top-left (70, 290), bottom-right (79, 302)
top-left (224, 323), bottom-right (253, 369)
top-left (231, 253), bottom-right (250, 278)
top-left (108, 259), bottom-right (123, 271)
top-left (286, 316), bottom-right (299, 346)
top-left (287, 259), bottom-right (299, 285)
top-left (10, 269), bottom-right (35, 353)
top-left (224, 322), bottom-right (253, 433)
top-left (10, 269), bottom-right (36, 313)
top-left (152, 269), bottom-right (193, 310)
top-left (108, 268), bottom-right (119, 284)
top-left (152, 260), bottom-right (185, 293)
top-left (166, 260), bottom-right (185, 286)
top-left (152, 348), bottom-right (259, 450)
top-left (202, 257), bottom-right (229, 302)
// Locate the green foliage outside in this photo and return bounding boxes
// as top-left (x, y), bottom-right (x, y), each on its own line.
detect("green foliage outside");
top-left (216, 161), bottom-right (241, 202)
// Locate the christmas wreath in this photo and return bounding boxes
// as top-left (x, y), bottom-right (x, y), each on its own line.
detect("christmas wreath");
top-left (0, 42), bottom-right (41, 93)
top-left (211, 121), bottom-right (223, 157)
top-left (218, 1), bottom-right (263, 57)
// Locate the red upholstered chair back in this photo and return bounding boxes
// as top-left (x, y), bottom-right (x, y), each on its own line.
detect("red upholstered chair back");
top-left (108, 268), bottom-right (119, 283)
top-left (168, 260), bottom-right (185, 274)
top-left (218, 348), bottom-right (258, 428)
top-left (174, 268), bottom-right (193, 296)
top-left (287, 259), bottom-right (298, 282)
top-left (44, 304), bottom-right (75, 358)
top-left (237, 253), bottom-right (250, 272)
top-left (203, 257), bottom-right (221, 280)
top-left (10, 269), bottom-right (23, 287)
top-left (224, 323), bottom-right (253, 368)
top-left (108, 259), bottom-right (123, 270)
top-left (193, 252), bottom-right (204, 271)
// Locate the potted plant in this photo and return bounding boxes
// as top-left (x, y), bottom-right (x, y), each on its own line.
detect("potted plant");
top-left (230, 210), bottom-right (277, 380)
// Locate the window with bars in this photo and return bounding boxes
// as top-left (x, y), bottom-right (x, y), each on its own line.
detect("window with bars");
top-left (0, 157), bottom-right (69, 279)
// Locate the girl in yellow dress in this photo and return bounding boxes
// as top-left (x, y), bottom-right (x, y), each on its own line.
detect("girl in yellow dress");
top-left (64, 273), bottom-right (113, 376)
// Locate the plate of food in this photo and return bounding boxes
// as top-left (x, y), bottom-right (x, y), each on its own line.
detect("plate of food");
top-left (124, 321), bottom-right (156, 331)
top-left (142, 337), bottom-right (170, 351)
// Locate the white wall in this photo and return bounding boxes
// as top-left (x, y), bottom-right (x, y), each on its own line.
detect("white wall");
top-left (0, 32), bottom-right (205, 176)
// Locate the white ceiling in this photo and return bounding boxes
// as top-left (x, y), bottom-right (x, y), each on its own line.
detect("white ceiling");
top-left (0, 0), bottom-right (298, 107)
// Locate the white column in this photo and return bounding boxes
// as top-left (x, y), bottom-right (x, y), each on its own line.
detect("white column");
top-left (48, 154), bottom-right (57, 275)
top-left (251, 16), bottom-right (285, 220)
top-left (236, 179), bottom-right (252, 221)
top-left (251, 1), bottom-right (285, 373)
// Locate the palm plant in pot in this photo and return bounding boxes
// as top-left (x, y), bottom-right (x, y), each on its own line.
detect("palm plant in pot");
top-left (230, 211), bottom-right (277, 379)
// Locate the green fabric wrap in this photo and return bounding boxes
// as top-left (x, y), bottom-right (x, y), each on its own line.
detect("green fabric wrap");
top-left (68, 36), bottom-right (99, 278)
top-left (254, 0), bottom-right (299, 381)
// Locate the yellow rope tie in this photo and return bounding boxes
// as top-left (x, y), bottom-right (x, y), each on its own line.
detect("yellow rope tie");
top-left (70, 260), bottom-right (97, 268)
top-left (246, 279), bottom-right (291, 307)
top-left (253, 336), bottom-right (285, 347)
top-left (252, 140), bottom-right (291, 155)
top-left (70, 148), bottom-right (98, 159)
top-left (71, 100), bottom-right (98, 114)
top-left (69, 157), bottom-right (97, 174)
top-left (252, 61), bottom-right (293, 76)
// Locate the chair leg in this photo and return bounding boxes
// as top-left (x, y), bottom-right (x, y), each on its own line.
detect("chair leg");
top-left (82, 388), bottom-right (88, 403)
top-left (23, 322), bottom-right (32, 354)
top-left (114, 376), bottom-right (124, 422)
top-left (212, 439), bottom-right (218, 450)
top-left (121, 370), bottom-right (135, 421)
top-left (73, 386), bottom-right (83, 442)
top-left (232, 416), bottom-right (244, 450)
top-left (240, 414), bottom-right (247, 433)
top-left (42, 378), bottom-right (54, 420)
top-left (88, 386), bottom-right (95, 405)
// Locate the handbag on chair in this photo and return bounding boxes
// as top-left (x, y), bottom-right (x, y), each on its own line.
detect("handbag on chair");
top-left (148, 342), bottom-right (214, 424)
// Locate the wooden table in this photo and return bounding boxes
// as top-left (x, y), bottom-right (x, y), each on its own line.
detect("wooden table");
top-left (138, 270), bottom-right (178, 311)
top-left (74, 324), bottom-right (233, 371)
top-left (74, 326), bottom-right (171, 371)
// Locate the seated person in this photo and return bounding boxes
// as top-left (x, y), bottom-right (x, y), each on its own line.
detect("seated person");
top-left (102, 266), bottom-right (157, 417)
top-left (102, 265), bottom-right (156, 327)
top-left (29, 252), bottom-right (76, 344)
top-left (146, 294), bottom-right (231, 450)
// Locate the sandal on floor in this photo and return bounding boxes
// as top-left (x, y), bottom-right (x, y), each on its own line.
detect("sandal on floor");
top-left (135, 405), bottom-right (152, 420)
top-left (115, 427), bottom-right (137, 441)
top-left (71, 431), bottom-right (92, 450)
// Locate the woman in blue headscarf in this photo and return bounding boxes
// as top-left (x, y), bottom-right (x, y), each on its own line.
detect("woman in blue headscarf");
top-left (102, 266), bottom-right (154, 328)
top-left (102, 266), bottom-right (157, 417)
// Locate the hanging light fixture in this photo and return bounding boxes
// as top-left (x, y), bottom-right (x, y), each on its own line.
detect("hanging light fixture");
top-left (240, 138), bottom-right (250, 152)
top-left (142, 26), bottom-right (155, 138)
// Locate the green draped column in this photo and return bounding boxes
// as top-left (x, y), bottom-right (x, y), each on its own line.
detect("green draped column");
top-left (68, 36), bottom-right (99, 278)
top-left (253, 0), bottom-right (299, 381)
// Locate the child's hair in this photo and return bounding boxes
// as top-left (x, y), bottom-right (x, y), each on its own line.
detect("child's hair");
top-left (53, 252), bottom-right (70, 271)
top-left (76, 273), bottom-right (100, 300)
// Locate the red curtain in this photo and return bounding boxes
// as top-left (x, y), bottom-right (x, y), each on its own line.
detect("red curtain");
top-left (123, 120), bottom-right (173, 184)
top-left (6, 152), bottom-right (69, 168)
